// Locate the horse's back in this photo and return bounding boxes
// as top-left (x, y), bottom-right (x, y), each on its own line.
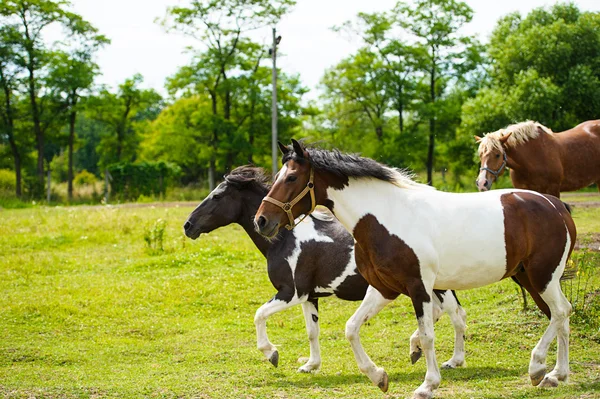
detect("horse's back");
top-left (557, 120), bottom-right (600, 188)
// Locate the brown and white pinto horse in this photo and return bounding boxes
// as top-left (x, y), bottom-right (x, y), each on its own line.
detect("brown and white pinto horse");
top-left (476, 120), bottom-right (600, 197)
top-left (254, 140), bottom-right (576, 399)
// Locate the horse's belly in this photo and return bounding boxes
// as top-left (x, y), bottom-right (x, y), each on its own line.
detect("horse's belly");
top-left (433, 261), bottom-right (507, 290)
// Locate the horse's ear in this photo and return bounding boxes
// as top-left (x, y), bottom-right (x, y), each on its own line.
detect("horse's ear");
top-left (291, 139), bottom-right (307, 159)
top-left (474, 135), bottom-right (483, 143)
top-left (499, 131), bottom-right (512, 145)
top-left (278, 141), bottom-right (290, 155)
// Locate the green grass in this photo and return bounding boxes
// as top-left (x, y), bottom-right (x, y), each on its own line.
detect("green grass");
top-left (1, 204), bottom-right (599, 399)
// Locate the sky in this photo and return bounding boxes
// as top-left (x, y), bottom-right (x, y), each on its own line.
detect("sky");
top-left (66, 0), bottom-right (600, 99)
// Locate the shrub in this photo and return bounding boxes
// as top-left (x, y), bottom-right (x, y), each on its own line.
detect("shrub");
top-left (0, 169), bottom-right (16, 194)
top-left (74, 170), bottom-right (98, 187)
top-left (107, 161), bottom-right (181, 201)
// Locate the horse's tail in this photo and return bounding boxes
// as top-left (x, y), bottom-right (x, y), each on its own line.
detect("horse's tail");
top-left (562, 201), bottom-right (572, 214)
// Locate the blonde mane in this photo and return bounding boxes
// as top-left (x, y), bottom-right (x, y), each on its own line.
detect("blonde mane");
top-left (478, 121), bottom-right (552, 154)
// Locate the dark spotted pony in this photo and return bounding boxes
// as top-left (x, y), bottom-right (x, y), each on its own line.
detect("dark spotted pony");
top-left (255, 141), bottom-right (576, 399)
top-left (184, 166), bottom-right (468, 373)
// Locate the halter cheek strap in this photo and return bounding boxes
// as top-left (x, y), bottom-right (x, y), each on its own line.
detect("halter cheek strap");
top-left (480, 151), bottom-right (507, 177)
top-left (262, 168), bottom-right (316, 230)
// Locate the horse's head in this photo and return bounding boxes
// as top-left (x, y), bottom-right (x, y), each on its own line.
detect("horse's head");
top-left (184, 167), bottom-right (269, 239)
top-left (475, 131), bottom-right (512, 191)
top-left (254, 139), bottom-right (318, 238)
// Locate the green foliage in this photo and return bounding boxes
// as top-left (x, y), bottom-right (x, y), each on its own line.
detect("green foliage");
top-left (143, 218), bottom-right (167, 254)
top-left (462, 2), bottom-right (600, 136)
top-left (562, 250), bottom-right (600, 335)
top-left (73, 169), bottom-right (96, 187)
top-left (0, 168), bottom-right (15, 193)
top-left (107, 161), bottom-right (181, 201)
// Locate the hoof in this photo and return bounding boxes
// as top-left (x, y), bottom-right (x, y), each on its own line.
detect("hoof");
top-left (268, 351), bottom-right (279, 368)
top-left (441, 362), bottom-right (455, 369)
top-left (539, 376), bottom-right (559, 388)
top-left (410, 349), bottom-right (423, 365)
top-left (442, 359), bottom-right (465, 369)
top-left (530, 368), bottom-right (546, 386)
top-left (377, 371), bottom-right (389, 393)
top-left (412, 390), bottom-right (433, 399)
top-left (297, 363), bottom-right (320, 373)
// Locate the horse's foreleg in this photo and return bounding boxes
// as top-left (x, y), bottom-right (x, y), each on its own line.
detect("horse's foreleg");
top-left (408, 280), bottom-right (441, 399)
top-left (254, 293), bottom-right (304, 367)
top-left (409, 292), bottom-right (443, 364)
top-left (345, 286), bottom-right (392, 392)
top-left (298, 298), bottom-right (321, 373)
top-left (438, 290), bottom-right (467, 369)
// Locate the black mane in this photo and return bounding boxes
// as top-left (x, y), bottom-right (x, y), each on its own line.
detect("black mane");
top-left (225, 165), bottom-right (271, 195)
top-left (282, 145), bottom-right (397, 184)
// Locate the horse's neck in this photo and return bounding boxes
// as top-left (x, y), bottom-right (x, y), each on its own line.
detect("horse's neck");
top-left (507, 133), bottom-right (556, 170)
top-left (238, 192), bottom-right (272, 257)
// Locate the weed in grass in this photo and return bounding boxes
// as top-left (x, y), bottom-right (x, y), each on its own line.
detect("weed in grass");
top-left (143, 218), bottom-right (167, 254)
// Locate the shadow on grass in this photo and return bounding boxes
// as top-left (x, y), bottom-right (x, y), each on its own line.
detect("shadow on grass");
top-left (261, 366), bottom-right (522, 389)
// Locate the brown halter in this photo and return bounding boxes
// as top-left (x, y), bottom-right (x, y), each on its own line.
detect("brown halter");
top-left (262, 168), bottom-right (316, 230)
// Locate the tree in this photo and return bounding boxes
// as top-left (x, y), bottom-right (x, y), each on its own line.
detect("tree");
top-left (462, 3), bottom-right (600, 136)
top-left (162, 0), bottom-right (296, 189)
top-left (321, 49), bottom-right (391, 141)
top-left (395, 0), bottom-right (477, 185)
top-left (87, 75), bottom-right (163, 168)
top-left (0, 26), bottom-right (23, 197)
top-left (0, 0), bottom-right (105, 196)
top-left (47, 37), bottom-right (107, 199)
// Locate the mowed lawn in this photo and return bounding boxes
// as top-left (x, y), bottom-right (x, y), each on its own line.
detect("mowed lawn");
top-left (1, 203), bottom-right (599, 399)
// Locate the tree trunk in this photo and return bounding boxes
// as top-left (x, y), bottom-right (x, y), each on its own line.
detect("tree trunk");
top-left (26, 65), bottom-right (44, 196)
top-left (375, 125), bottom-right (383, 141)
top-left (67, 95), bottom-right (77, 200)
top-left (208, 158), bottom-right (215, 191)
top-left (427, 62), bottom-right (436, 186)
top-left (1, 70), bottom-right (21, 198)
top-left (397, 85), bottom-right (404, 134)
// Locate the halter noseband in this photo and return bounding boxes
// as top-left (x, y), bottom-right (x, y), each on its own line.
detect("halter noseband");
top-left (262, 168), bottom-right (316, 231)
top-left (480, 151), bottom-right (507, 177)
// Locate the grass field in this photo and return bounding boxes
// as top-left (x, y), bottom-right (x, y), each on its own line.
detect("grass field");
top-left (1, 202), bottom-right (599, 399)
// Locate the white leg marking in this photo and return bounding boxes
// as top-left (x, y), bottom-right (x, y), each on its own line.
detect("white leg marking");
top-left (529, 232), bottom-right (572, 387)
top-left (345, 286), bottom-right (392, 390)
top-left (298, 301), bottom-right (321, 373)
top-left (413, 297), bottom-right (441, 399)
top-left (439, 292), bottom-right (467, 369)
top-left (255, 296), bottom-right (305, 365)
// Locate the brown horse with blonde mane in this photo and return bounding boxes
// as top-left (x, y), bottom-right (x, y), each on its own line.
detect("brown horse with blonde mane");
top-left (475, 120), bottom-right (600, 197)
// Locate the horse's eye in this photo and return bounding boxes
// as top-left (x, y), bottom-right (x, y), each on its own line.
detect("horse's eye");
top-left (286, 175), bottom-right (297, 183)
top-left (213, 194), bottom-right (222, 200)
top-left (496, 154), bottom-right (500, 158)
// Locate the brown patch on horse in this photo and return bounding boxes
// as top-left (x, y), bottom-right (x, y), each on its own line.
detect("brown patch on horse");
top-left (353, 214), bottom-right (431, 316)
top-left (500, 192), bottom-right (572, 293)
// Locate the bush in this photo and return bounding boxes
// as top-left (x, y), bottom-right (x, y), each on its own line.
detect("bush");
top-left (74, 170), bottom-right (98, 187)
top-left (0, 169), bottom-right (16, 194)
top-left (107, 161), bottom-right (181, 201)
top-left (143, 218), bottom-right (167, 254)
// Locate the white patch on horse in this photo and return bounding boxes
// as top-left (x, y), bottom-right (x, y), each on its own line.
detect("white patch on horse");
top-left (286, 217), bottom-right (333, 277)
top-left (276, 164), bottom-right (288, 183)
top-left (327, 178), bottom-right (514, 290)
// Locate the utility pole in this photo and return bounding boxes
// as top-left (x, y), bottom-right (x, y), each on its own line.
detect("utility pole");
top-left (271, 28), bottom-right (281, 177)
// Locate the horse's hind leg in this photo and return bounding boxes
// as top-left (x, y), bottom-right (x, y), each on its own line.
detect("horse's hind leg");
top-left (410, 290), bottom-right (466, 369)
top-left (346, 286), bottom-right (392, 392)
top-left (298, 298), bottom-right (321, 373)
top-left (439, 290), bottom-right (467, 369)
top-left (255, 292), bottom-right (304, 367)
top-left (526, 238), bottom-right (572, 387)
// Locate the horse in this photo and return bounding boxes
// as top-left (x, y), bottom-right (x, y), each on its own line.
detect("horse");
top-left (183, 165), bottom-right (469, 373)
top-left (475, 120), bottom-right (600, 197)
top-left (254, 140), bottom-right (576, 399)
